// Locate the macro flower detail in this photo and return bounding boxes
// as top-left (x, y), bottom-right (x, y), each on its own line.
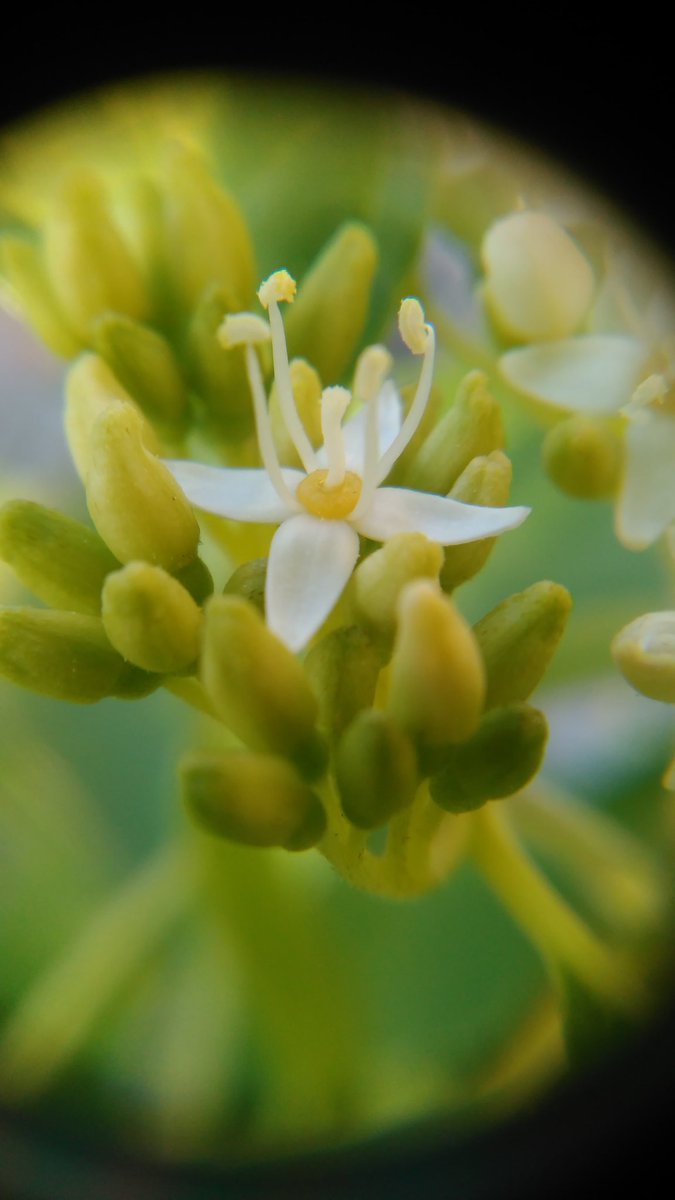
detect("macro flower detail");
top-left (165, 270), bottom-right (530, 651)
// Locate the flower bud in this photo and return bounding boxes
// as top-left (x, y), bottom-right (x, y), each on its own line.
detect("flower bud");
top-left (0, 500), bottom-right (118, 615)
top-left (201, 596), bottom-right (325, 778)
top-left (175, 557), bottom-right (214, 606)
top-left (354, 533), bottom-right (443, 644)
top-left (407, 371), bottom-right (504, 495)
top-left (430, 703), bottom-right (548, 812)
top-left (102, 562), bottom-right (202, 673)
top-left (482, 211), bottom-right (594, 341)
top-left (224, 558), bottom-right (267, 614)
top-left (611, 611), bottom-right (675, 703)
top-left (0, 608), bottom-right (127, 703)
top-left (269, 358), bottom-right (323, 466)
top-left (0, 235), bottom-right (81, 357)
top-left (182, 751), bottom-right (326, 851)
top-left (335, 710), bottom-right (418, 829)
top-left (304, 625), bottom-right (382, 742)
top-left (543, 415), bottom-right (624, 499)
top-left (285, 223), bottom-right (377, 382)
top-left (474, 580), bottom-right (572, 708)
top-left (85, 401), bottom-right (200, 571)
top-left (187, 286), bottom-right (254, 439)
top-left (44, 171), bottom-right (148, 338)
top-left (65, 354), bottom-right (159, 481)
top-left (93, 313), bottom-right (188, 427)
top-left (440, 451), bottom-right (513, 590)
top-left (388, 581), bottom-right (485, 748)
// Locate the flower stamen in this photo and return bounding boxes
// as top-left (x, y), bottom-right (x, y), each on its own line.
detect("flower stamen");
top-left (320, 386), bottom-right (351, 489)
top-left (258, 270), bottom-right (317, 475)
top-left (372, 298), bottom-right (435, 487)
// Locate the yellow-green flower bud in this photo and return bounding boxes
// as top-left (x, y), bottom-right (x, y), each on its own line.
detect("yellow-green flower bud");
top-left (269, 358), bottom-right (323, 467)
top-left (162, 146), bottom-right (255, 314)
top-left (440, 451), bottom-right (513, 590)
top-left (388, 581), bottom-right (485, 748)
top-left (543, 415), bottom-right (624, 499)
top-left (285, 223), bottom-right (378, 382)
top-left (102, 562), bottom-right (202, 674)
top-left (0, 235), bottom-right (81, 357)
top-left (85, 401), bottom-right (200, 571)
top-left (175, 557), bottom-right (214, 605)
top-left (354, 533), bottom-right (443, 645)
top-left (65, 354), bottom-right (159, 481)
top-left (335, 710), bottom-right (418, 829)
top-left (187, 286), bottom-right (254, 438)
top-left (201, 596), bottom-right (325, 778)
top-left (407, 371), bottom-right (504, 495)
top-left (0, 500), bottom-right (118, 615)
top-left (224, 558), bottom-right (267, 614)
top-left (304, 625), bottom-right (382, 742)
top-left (93, 313), bottom-right (188, 427)
top-left (44, 171), bottom-right (148, 339)
top-left (474, 581), bottom-right (572, 708)
top-left (0, 608), bottom-right (127, 703)
top-left (430, 703), bottom-right (548, 812)
top-left (482, 211), bottom-right (594, 342)
top-left (182, 751), bottom-right (326, 851)
top-left (611, 611), bottom-right (675, 703)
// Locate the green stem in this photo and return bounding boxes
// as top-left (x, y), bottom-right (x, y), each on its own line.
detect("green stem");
top-left (164, 675), bottom-right (222, 720)
top-left (470, 805), bottom-right (645, 1013)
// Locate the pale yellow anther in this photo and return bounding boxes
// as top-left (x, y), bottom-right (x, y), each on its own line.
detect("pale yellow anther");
top-left (258, 270), bottom-right (297, 309)
top-left (398, 298), bottom-right (429, 355)
top-left (218, 312), bottom-right (271, 348)
top-left (625, 373), bottom-right (675, 418)
top-left (353, 344), bottom-right (393, 403)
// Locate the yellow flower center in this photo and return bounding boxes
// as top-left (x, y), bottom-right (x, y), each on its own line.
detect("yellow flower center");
top-left (296, 469), bottom-right (362, 519)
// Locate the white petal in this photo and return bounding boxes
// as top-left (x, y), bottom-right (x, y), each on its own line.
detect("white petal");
top-left (354, 487), bottom-right (530, 544)
top-left (315, 381), bottom-right (403, 473)
top-left (500, 335), bottom-right (648, 415)
top-left (616, 412), bottom-right (675, 549)
top-left (266, 514), bottom-right (360, 651)
top-left (163, 460), bottom-right (302, 522)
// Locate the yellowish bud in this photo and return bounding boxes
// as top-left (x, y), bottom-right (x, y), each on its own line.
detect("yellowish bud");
top-left (65, 354), bottom-right (159, 481)
top-left (543, 415), bottom-right (624, 499)
top-left (0, 235), bottom-right (82, 357)
top-left (102, 562), bottom-right (202, 674)
top-left (482, 211), bottom-right (594, 342)
top-left (474, 581), bottom-right (572, 708)
top-left (440, 451), bottom-right (513, 590)
top-left (430, 703), bottom-right (548, 812)
top-left (388, 581), bottom-right (485, 747)
top-left (335, 710), bottom-right (418, 829)
top-left (187, 286), bottom-right (254, 439)
top-left (44, 171), bottom-right (148, 338)
top-left (0, 608), bottom-right (127, 703)
top-left (304, 625), bottom-right (382, 742)
top-left (85, 401), bottom-right (200, 571)
top-left (285, 224), bottom-right (378, 382)
top-left (354, 533), bottom-right (443, 644)
top-left (269, 358), bottom-right (323, 467)
top-left (611, 611), bottom-right (675, 703)
top-left (93, 313), bottom-right (188, 426)
top-left (182, 751), bottom-right (325, 851)
top-left (0, 500), bottom-right (118, 615)
top-left (407, 371), bottom-right (504, 494)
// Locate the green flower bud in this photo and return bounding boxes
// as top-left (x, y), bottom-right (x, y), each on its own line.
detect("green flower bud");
top-left (174, 557), bottom-right (214, 605)
top-left (430, 703), bottom-right (548, 812)
top-left (474, 580), bottom-right (572, 708)
top-left (304, 625), bottom-right (382, 742)
top-left (543, 415), bottom-right (624, 499)
top-left (187, 286), bottom-right (254, 438)
top-left (482, 211), bottom-right (594, 342)
top-left (335, 710), bottom-right (418, 830)
top-left (85, 401), bottom-right (200, 571)
top-left (224, 558), bottom-right (267, 614)
top-left (269, 358), bottom-right (323, 467)
top-left (0, 500), bottom-right (118, 615)
top-left (182, 751), bottom-right (325, 851)
top-left (285, 223), bottom-right (378, 382)
top-left (162, 146), bottom-right (255, 313)
top-left (407, 371), bottom-right (504, 495)
top-left (354, 533), bottom-right (443, 644)
top-left (388, 581), bottom-right (485, 748)
top-left (440, 451), bottom-right (513, 590)
top-left (93, 313), bottom-right (188, 427)
top-left (0, 608), bottom-right (127, 703)
top-left (201, 596), bottom-right (325, 778)
top-left (43, 171), bottom-right (148, 339)
top-left (611, 611), bottom-right (675, 703)
top-left (102, 562), bottom-right (202, 673)
top-left (65, 354), bottom-right (159, 481)
top-left (0, 235), bottom-right (81, 357)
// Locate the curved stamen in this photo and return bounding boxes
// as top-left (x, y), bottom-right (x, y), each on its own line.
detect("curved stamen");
top-left (243, 343), bottom-right (301, 510)
top-left (321, 386), bottom-right (351, 489)
top-left (351, 344), bottom-right (393, 519)
top-left (259, 272), bottom-right (317, 475)
top-left (372, 300), bottom-right (435, 487)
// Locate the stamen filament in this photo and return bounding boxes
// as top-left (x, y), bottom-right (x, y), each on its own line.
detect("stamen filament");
top-left (373, 323), bottom-right (436, 486)
top-left (321, 387), bottom-right (350, 489)
top-left (351, 345), bottom-right (392, 519)
top-left (244, 344), bottom-right (300, 510)
top-left (267, 300), bottom-right (318, 474)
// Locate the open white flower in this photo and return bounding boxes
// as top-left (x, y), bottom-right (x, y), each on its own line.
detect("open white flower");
top-left (165, 270), bottom-right (530, 651)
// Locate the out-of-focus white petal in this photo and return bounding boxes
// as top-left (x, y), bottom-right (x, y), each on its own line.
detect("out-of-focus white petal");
top-left (500, 335), bottom-right (647, 415)
top-left (354, 487), bottom-right (530, 544)
top-left (315, 381), bottom-right (403, 473)
top-left (615, 411), bottom-right (675, 549)
top-left (265, 514), bottom-right (360, 651)
top-left (163, 460), bottom-right (302, 522)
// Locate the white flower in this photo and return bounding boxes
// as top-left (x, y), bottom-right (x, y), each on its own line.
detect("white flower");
top-left (165, 270), bottom-right (530, 652)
